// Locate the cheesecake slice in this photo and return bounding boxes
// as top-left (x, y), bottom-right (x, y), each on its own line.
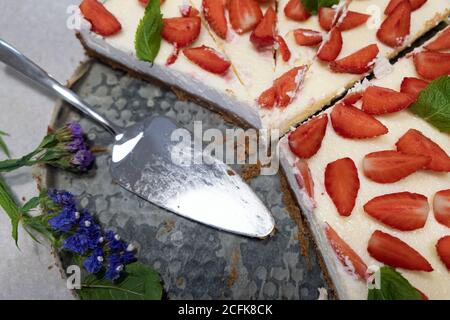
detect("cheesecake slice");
top-left (279, 27), bottom-right (450, 299)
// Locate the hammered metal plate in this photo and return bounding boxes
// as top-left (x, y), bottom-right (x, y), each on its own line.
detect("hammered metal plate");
top-left (46, 61), bottom-right (329, 300)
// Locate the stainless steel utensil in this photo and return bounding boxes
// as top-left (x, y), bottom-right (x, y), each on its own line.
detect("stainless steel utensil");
top-left (0, 39), bottom-right (275, 238)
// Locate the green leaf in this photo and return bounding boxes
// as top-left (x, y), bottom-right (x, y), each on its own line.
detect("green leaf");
top-left (78, 262), bottom-right (163, 300)
top-left (0, 176), bottom-right (23, 246)
top-left (0, 130), bottom-right (10, 158)
top-left (301, 0), bottom-right (339, 15)
top-left (409, 76), bottom-right (450, 132)
top-left (135, 0), bottom-right (163, 63)
top-left (22, 197), bottom-right (40, 213)
top-left (368, 266), bottom-right (423, 300)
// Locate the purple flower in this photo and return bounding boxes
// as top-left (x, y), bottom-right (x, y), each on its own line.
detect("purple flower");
top-left (48, 207), bottom-right (79, 232)
top-left (67, 122), bottom-right (83, 140)
top-left (105, 230), bottom-right (126, 252)
top-left (105, 253), bottom-right (124, 281)
top-left (63, 232), bottom-right (90, 255)
top-left (48, 189), bottom-right (76, 209)
top-left (65, 137), bottom-right (86, 152)
top-left (71, 148), bottom-right (95, 172)
top-left (121, 251), bottom-right (136, 264)
top-left (83, 248), bottom-right (104, 274)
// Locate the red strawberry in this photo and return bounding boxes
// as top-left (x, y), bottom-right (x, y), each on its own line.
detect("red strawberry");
top-left (436, 236), bottom-right (450, 270)
top-left (325, 223), bottom-right (368, 280)
top-left (295, 160), bottom-right (314, 200)
top-left (288, 114), bottom-right (328, 159)
top-left (203, 0), bottom-right (227, 39)
top-left (317, 28), bottom-right (342, 62)
top-left (284, 0), bottom-right (311, 22)
top-left (330, 103), bottom-right (388, 139)
top-left (183, 46), bottom-right (231, 74)
top-left (364, 192), bottom-right (429, 231)
top-left (325, 157), bottom-right (360, 216)
top-left (161, 17), bottom-right (201, 47)
top-left (258, 66), bottom-right (307, 108)
top-left (368, 230), bottom-right (433, 271)
top-left (180, 5), bottom-right (199, 17)
top-left (396, 129), bottom-right (450, 172)
top-left (318, 7), bottom-right (336, 31)
top-left (79, 0), bottom-right (121, 36)
top-left (413, 51), bottom-right (450, 80)
top-left (330, 44), bottom-right (379, 74)
top-left (377, 1), bottom-right (411, 47)
top-left (433, 189), bottom-right (450, 228)
top-left (400, 77), bottom-right (429, 100)
top-left (276, 35), bottom-right (291, 62)
top-left (361, 86), bottom-right (415, 115)
top-left (293, 28), bottom-right (323, 46)
top-left (337, 10), bottom-right (370, 31)
top-left (425, 27), bottom-right (450, 51)
top-left (363, 150), bottom-right (430, 183)
top-left (228, 0), bottom-right (263, 34)
top-left (250, 6), bottom-right (276, 48)
top-left (385, 0), bottom-right (427, 14)
top-left (342, 91), bottom-right (362, 105)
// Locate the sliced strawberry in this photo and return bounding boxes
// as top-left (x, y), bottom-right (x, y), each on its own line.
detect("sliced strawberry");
top-left (342, 91), bottom-right (362, 105)
top-left (317, 28), bottom-right (342, 62)
top-left (295, 160), bottom-right (314, 200)
top-left (325, 223), bottom-right (368, 280)
top-left (361, 86), bottom-right (415, 115)
top-left (330, 103), bottom-right (388, 139)
top-left (228, 0), bottom-right (263, 34)
top-left (293, 28), bottom-right (323, 47)
top-left (203, 0), bottom-right (227, 39)
top-left (413, 51), bottom-right (450, 80)
top-left (377, 1), bottom-right (411, 47)
top-left (338, 11), bottom-right (370, 31)
top-left (364, 192), bottom-right (429, 231)
top-left (396, 129), bottom-right (450, 172)
top-left (250, 6), bottom-right (276, 48)
top-left (180, 5), bottom-right (199, 17)
top-left (276, 35), bottom-right (291, 62)
top-left (183, 46), bottom-right (231, 74)
top-left (400, 77), bottom-right (429, 100)
top-left (288, 114), bottom-right (328, 159)
top-left (385, 0), bottom-right (427, 14)
top-left (284, 0), bottom-right (311, 22)
top-left (368, 230), bottom-right (433, 271)
top-left (425, 27), bottom-right (450, 51)
top-left (325, 157), bottom-right (360, 216)
top-left (161, 17), bottom-right (201, 47)
top-left (79, 0), bottom-right (121, 36)
top-left (258, 66), bottom-right (307, 108)
top-left (330, 44), bottom-right (379, 74)
top-left (166, 46), bottom-right (180, 65)
top-left (318, 7), bottom-right (336, 31)
top-left (436, 236), bottom-right (450, 270)
top-left (433, 189), bottom-right (450, 228)
top-left (363, 150), bottom-right (430, 183)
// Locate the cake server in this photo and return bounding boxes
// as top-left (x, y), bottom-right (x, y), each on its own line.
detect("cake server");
top-left (0, 39), bottom-right (275, 238)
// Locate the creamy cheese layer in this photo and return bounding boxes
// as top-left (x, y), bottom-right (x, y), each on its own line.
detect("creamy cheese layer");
top-left (280, 48), bottom-right (450, 299)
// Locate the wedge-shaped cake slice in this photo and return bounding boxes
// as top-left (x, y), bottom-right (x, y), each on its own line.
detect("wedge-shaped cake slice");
top-left (260, 0), bottom-right (450, 132)
top-left (279, 27), bottom-right (450, 299)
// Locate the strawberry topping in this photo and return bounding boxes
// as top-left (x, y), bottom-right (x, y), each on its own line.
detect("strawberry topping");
top-left (250, 6), bottom-right (277, 48)
top-left (276, 35), bottom-right (291, 62)
top-left (413, 51), bottom-right (450, 80)
top-left (385, 0), bottom-right (427, 14)
top-left (330, 44), bottom-right (379, 74)
top-left (361, 86), bottom-right (415, 115)
top-left (317, 28), bottom-right (342, 62)
top-left (319, 8), bottom-right (370, 31)
top-left (325, 223), bottom-right (368, 280)
top-left (228, 0), bottom-right (263, 34)
top-left (288, 114), bottom-right (328, 159)
top-left (203, 0), bottom-right (228, 39)
top-left (295, 160), bottom-right (315, 200)
top-left (400, 77), bottom-right (429, 100)
top-left (368, 230), bottom-right (433, 272)
top-left (318, 7), bottom-right (337, 31)
top-left (180, 5), bottom-right (199, 17)
top-left (364, 192), bottom-right (429, 231)
top-left (425, 27), bottom-right (450, 51)
top-left (284, 0), bottom-right (311, 22)
top-left (363, 150), bottom-right (430, 183)
top-left (377, 1), bottom-right (411, 48)
top-left (183, 46), bottom-right (231, 75)
top-left (330, 103), bottom-right (388, 139)
top-left (325, 157), bottom-right (360, 217)
top-left (436, 236), bottom-right (450, 270)
top-left (396, 129), bottom-right (450, 172)
top-left (433, 189), bottom-right (450, 228)
top-left (293, 29), bottom-right (323, 47)
top-left (161, 17), bottom-right (201, 47)
top-left (79, 0), bottom-right (122, 36)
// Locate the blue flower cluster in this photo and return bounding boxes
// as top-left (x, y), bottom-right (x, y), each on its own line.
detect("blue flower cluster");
top-left (47, 189), bottom-right (136, 280)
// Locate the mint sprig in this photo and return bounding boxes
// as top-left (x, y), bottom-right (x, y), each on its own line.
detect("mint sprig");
top-left (135, 0), bottom-right (163, 63)
top-left (368, 266), bottom-right (424, 300)
top-left (409, 76), bottom-right (450, 133)
top-left (301, 0), bottom-right (340, 15)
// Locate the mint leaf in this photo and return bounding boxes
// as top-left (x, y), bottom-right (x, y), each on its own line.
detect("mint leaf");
top-left (135, 0), bottom-right (163, 63)
top-left (78, 262), bottom-right (163, 300)
top-left (368, 266), bottom-right (423, 300)
top-left (0, 176), bottom-right (23, 246)
top-left (409, 76), bottom-right (450, 132)
top-left (301, 0), bottom-right (340, 15)
top-left (0, 130), bottom-right (10, 158)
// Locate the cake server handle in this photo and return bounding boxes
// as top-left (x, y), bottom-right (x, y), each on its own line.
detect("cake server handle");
top-left (0, 39), bottom-right (121, 136)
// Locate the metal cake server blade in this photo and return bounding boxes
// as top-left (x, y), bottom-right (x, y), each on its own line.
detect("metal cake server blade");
top-left (0, 39), bottom-right (275, 238)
